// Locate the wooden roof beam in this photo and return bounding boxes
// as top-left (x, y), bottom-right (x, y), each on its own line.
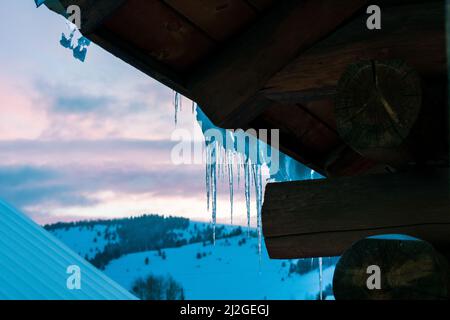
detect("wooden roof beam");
top-left (186, 0), bottom-right (368, 128)
top-left (58, 0), bottom-right (128, 36)
top-left (244, 0), bottom-right (275, 12)
top-left (89, 27), bottom-right (190, 97)
top-left (262, 1), bottom-right (446, 104)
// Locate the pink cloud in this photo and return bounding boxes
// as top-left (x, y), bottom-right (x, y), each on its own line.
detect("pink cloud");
top-left (0, 78), bottom-right (50, 140)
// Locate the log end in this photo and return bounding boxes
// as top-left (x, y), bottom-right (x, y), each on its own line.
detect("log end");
top-left (333, 238), bottom-right (450, 300)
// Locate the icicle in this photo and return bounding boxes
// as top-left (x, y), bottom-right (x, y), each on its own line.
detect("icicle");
top-left (237, 153), bottom-right (241, 187)
top-left (173, 91), bottom-right (180, 125)
top-left (211, 141), bottom-right (218, 245)
top-left (244, 160), bottom-right (251, 236)
top-left (318, 257), bottom-right (323, 300)
top-left (252, 164), bottom-right (263, 256)
top-left (218, 148), bottom-right (224, 180)
top-left (196, 105), bottom-right (313, 259)
top-left (221, 148), bottom-right (226, 180)
top-left (227, 151), bottom-right (234, 224)
top-left (206, 144), bottom-right (211, 212)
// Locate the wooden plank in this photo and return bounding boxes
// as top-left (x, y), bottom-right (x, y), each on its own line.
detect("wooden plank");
top-left (245, 0), bottom-right (274, 11)
top-left (163, 0), bottom-right (256, 42)
top-left (187, 0), bottom-right (367, 127)
top-left (59, 0), bottom-right (128, 35)
top-left (90, 27), bottom-right (191, 98)
top-left (262, 169), bottom-right (450, 259)
top-left (102, 0), bottom-right (215, 72)
top-left (263, 1), bottom-right (446, 103)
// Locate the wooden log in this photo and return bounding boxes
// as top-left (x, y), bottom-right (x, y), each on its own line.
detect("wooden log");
top-left (333, 238), bottom-right (450, 300)
top-left (262, 169), bottom-right (450, 259)
top-left (262, 1), bottom-right (446, 104)
top-left (334, 59), bottom-right (422, 165)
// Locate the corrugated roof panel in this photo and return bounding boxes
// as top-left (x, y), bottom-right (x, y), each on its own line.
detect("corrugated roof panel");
top-left (0, 200), bottom-right (137, 300)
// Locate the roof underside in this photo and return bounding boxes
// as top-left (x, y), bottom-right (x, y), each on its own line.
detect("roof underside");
top-left (47, 0), bottom-right (448, 177)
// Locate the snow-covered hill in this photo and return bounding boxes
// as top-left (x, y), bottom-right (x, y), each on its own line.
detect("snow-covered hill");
top-left (51, 224), bottom-right (120, 259)
top-left (47, 217), bottom-right (337, 300)
top-left (104, 234), bottom-right (335, 300)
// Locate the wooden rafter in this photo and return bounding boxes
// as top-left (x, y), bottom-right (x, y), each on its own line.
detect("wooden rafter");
top-left (59, 0), bottom-right (128, 35)
top-left (90, 27), bottom-right (191, 97)
top-left (186, 0), bottom-right (368, 127)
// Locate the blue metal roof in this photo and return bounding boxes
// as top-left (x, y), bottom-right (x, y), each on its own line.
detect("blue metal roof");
top-left (0, 200), bottom-right (137, 300)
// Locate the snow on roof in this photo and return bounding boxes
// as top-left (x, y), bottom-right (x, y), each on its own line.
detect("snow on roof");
top-left (0, 199), bottom-right (137, 300)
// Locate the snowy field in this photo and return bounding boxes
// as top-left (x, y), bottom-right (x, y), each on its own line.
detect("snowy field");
top-left (49, 219), bottom-right (335, 300)
top-left (104, 234), bottom-right (334, 300)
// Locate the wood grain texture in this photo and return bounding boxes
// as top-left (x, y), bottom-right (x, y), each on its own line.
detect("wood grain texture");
top-left (263, 1), bottom-right (446, 103)
top-left (163, 0), bottom-right (256, 42)
top-left (103, 0), bottom-right (215, 71)
top-left (335, 60), bottom-right (422, 149)
top-left (333, 238), bottom-right (450, 300)
top-left (263, 169), bottom-right (450, 259)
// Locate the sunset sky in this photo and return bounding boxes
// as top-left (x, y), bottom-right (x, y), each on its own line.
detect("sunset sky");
top-left (0, 1), bottom-right (254, 225)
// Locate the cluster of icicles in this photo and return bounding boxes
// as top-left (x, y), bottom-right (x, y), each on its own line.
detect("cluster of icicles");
top-left (205, 142), bottom-right (264, 254)
top-left (174, 89), bottom-right (325, 299)
top-left (174, 92), bottom-right (264, 254)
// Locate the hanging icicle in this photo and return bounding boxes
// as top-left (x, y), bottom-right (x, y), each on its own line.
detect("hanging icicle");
top-left (237, 153), bottom-right (242, 187)
top-left (318, 257), bottom-right (323, 300)
top-left (193, 104), bottom-right (322, 272)
top-left (205, 143), bottom-right (211, 212)
top-left (173, 91), bottom-right (180, 125)
top-left (252, 164), bottom-right (263, 256)
top-left (211, 141), bottom-right (218, 244)
top-left (227, 151), bottom-right (234, 224)
top-left (244, 160), bottom-right (251, 235)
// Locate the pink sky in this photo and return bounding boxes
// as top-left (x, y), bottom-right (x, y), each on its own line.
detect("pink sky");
top-left (0, 1), bottom-right (255, 226)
